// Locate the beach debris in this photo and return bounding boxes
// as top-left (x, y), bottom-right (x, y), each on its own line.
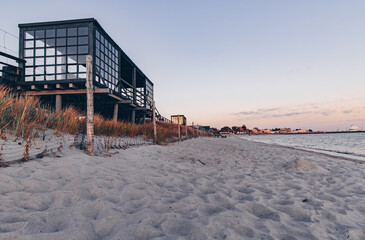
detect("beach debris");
top-left (198, 159), bottom-right (206, 165)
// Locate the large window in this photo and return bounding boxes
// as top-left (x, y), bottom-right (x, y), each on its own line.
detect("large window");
top-left (146, 80), bottom-right (153, 109)
top-left (24, 26), bottom-right (89, 82)
top-left (95, 30), bottom-right (119, 91)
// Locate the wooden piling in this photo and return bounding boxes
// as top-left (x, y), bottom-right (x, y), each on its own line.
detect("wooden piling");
top-left (153, 101), bottom-right (157, 143)
top-left (55, 94), bottom-right (62, 112)
top-left (113, 103), bottom-right (118, 122)
top-left (86, 55), bottom-right (94, 155)
top-left (185, 117), bottom-right (188, 137)
top-left (178, 114), bottom-right (181, 142)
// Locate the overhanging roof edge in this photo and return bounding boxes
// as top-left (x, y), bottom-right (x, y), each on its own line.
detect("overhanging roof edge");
top-left (18, 18), bottom-right (95, 28)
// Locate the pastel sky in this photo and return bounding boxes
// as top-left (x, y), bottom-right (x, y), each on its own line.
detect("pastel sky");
top-left (1, 0), bottom-right (364, 131)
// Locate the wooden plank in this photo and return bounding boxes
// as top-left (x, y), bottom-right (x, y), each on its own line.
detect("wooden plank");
top-left (108, 93), bottom-right (122, 101)
top-left (24, 88), bottom-right (109, 96)
top-left (118, 99), bottom-right (132, 104)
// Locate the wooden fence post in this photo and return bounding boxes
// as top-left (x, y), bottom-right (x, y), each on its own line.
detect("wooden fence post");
top-left (153, 101), bottom-right (157, 143)
top-left (178, 114), bottom-right (181, 142)
top-left (86, 55), bottom-right (94, 155)
top-left (185, 118), bottom-right (188, 137)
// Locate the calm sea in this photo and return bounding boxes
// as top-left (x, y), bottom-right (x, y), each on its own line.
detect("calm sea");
top-left (240, 132), bottom-right (365, 161)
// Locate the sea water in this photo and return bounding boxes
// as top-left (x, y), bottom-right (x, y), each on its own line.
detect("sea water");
top-left (240, 132), bottom-right (365, 161)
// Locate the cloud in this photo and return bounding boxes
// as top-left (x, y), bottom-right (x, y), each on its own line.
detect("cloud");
top-left (234, 108), bottom-right (280, 116)
top-left (269, 111), bottom-right (312, 118)
top-left (321, 111), bottom-right (334, 116)
top-left (235, 102), bottom-right (358, 121)
top-left (259, 108), bottom-right (281, 113)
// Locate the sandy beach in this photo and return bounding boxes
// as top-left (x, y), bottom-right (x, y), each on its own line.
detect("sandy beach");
top-left (0, 136), bottom-right (364, 240)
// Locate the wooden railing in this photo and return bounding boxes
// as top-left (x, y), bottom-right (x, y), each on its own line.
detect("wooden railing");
top-left (0, 51), bottom-right (25, 84)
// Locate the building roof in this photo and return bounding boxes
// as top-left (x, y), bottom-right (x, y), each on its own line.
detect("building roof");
top-left (18, 18), bottom-right (97, 28)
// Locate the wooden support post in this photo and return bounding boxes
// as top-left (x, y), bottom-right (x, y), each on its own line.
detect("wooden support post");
top-left (131, 110), bottom-right (136, 123)
top-left (133, 68), bottom-right (137, 104)
top-left (86, 55), bottom-right (94, 156)
top-left (55, 95), bottom-right (62, 112)
top-left (185, 118), bottom-right (188, 137)
top-left (152, 101), bottom-right (157, 143)
top-left (113, 103), bottom-right (118, 122)
top-left (178, 114), bottom-right (181, 142)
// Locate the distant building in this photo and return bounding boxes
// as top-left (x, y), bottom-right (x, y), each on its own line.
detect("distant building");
top-left (171, 115), bottom-right (186, 125)
top-left (261, 129), bottom-right (272, 134)
top-left (201, 126), bottom-right (210, 131)
top-left (349, 125), bottom-right (359, 131)
top-left (295, 129), bottom-right (309, 133)
top-left (279, 128), bottom-right (292, 134)
top-left (251, 127), bottom-right (260, 135)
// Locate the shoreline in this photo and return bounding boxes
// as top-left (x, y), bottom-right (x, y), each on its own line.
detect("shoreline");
top-left (237, 135), bottom-right (365, 164)
top-left (1, 137), bottom-right (364, 239)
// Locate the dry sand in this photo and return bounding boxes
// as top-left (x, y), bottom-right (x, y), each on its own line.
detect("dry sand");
top-left (0, 136), bottom-right (364, 240)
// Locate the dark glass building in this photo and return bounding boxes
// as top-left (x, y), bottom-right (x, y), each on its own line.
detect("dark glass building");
top-left (18, 18), bottom-right (154, 122)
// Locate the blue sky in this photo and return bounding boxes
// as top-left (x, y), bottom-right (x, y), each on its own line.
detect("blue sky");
top-left (1, 0), bottom-right (364, 130)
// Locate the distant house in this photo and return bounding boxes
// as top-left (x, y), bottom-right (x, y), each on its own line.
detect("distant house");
top-left (294, 129), bottom-right (309, 133)
top-left (251, 127), bottom-right (260, 135)
top-left (279, 128), bottom-right (292, 134)
top-left (201, 126), bottom-right (210, 131)
top-left (261, 129), bottom-right (272, 134)
top-left (171, 115), bottom-right (186, 126)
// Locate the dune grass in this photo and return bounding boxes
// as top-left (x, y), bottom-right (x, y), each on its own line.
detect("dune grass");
top-left (0, 86), bottom-right (210, 148)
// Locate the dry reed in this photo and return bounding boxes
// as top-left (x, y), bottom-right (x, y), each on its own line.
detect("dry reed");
top-left (0, 85), bottom-right (211, 146)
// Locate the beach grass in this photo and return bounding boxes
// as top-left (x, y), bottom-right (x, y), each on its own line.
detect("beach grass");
top-left (0, 85), bottom-right (210, 146)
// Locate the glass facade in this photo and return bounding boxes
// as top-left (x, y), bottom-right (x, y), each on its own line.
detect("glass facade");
top-left (145, 80), bottom-right (153, 109)
top-left (95, 30), bottom-right (119, 92)
top-left (23, 27), bottom-right (89, 82)
top-left (19, 19), bottom-right (153, 110)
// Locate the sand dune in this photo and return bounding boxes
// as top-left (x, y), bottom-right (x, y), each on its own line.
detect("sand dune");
top-left (0, 136), bottom-right (364, 239)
